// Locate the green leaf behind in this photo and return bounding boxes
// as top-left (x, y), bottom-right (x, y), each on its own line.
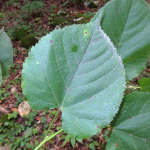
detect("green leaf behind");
top-left (93, 0), bottom-right (150, 80)
top-left (22, 17), bottom-right (126, 138)
top-left (106, 92), bottom-right (150, 150)
top-left (0, 28), bottom-right (13, 76)
top-left (138, 77), bottom-right (150, 92)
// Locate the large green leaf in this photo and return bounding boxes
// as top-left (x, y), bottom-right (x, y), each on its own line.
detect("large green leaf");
top-left (106, 92), bottom-right (150, 150)
top-left (138, 77), bottom-right (150, 92)
top-left (0, 27), bottom-right (13, 76)
top-left (92, 0), bottom-right (150, 80)
top-left (22, 16), bottom-right (126, 138)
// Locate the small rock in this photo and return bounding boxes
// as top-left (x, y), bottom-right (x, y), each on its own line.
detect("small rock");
top-left (93, 1), bottom-right (99, 5)
top-left (88, 2), bottom-right (99, 9)
top-left (84, 1), bottom-right (99, 8)
top-left (57, 10), bottom-right (67, 16)
top-left (18, 101), bottom-right (31, 117)
top-left (0, 145), bottom-right (10, 150)
top-left (11, 87), bottom-right (17, 94)
top-left (55, 25), bottom-right (61, 29)
top-left (83, 1), bottom-right (90, 7)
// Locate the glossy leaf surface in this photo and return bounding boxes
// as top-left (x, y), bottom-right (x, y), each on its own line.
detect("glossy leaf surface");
top-left (0, 28), bottom-right (13, 76)
top-left (106, 92), bottom-right (150, 150)
top-left (138, 77), bottom-right (150, 92)
top-left (22, 17), bottom-right (126, 138)
top-left (92, 0), bottom-right (150, 80)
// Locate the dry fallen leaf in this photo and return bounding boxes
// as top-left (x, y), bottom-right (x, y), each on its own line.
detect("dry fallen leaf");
top-left (0, 105), bottom-right (10, 114)
top-left (35, 116), bottom-right (41, 121)
top-left (11, 108), bottom-right (18, 112)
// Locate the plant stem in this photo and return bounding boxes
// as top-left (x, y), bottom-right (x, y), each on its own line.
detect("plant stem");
top-left (34, 129), bottom-right (63, 150)
top-left (126, 86), bottom-right (141, 89)
top-left (46, 110), bottom-right (59, 136)
top-left (106, 126), bottom-right (113, 129)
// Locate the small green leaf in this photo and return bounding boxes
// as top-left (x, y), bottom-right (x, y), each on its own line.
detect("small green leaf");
top-left (89, 143), bottom-right (95, 150)
top-left (106, 92), bottom-right (150, 150)
top-left (8, 111), bottom-right (18, 119)
top-left (93, 141), bottom-right (99, 147)
top-left (41, 116), bottom-right (46, 123)
top-left (32, 128), bottom-right (39, 135)
top-left (76, 138), bottom-right (83, 143)
top-left (138, 77), bottom-right (150, 92)
top-left (72, 45), bottom-right (78, 52)
top-left (71, 136), bottom-right (76, 148)
top-left (27, 111), bottom-right (37, 120)
top-left (24, 127), bottom-right (33, 138)
top-left (62, 134), bottom-right (72, 146)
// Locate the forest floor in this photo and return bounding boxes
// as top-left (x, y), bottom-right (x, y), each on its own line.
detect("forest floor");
top-left (0, 0), bottom-right (150, 150)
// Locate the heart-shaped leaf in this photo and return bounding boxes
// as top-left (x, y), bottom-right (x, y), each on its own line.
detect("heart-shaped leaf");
top-left (0, 28), bottom-right (13, 76)
top-left (138, 77), bottom-right (150, 92)
top-left (22, 17), bottom-right (126, 138)
top-left (92, 0), bottom-right (150, 80)
top-left (106, 92), bottom-right (150, 150)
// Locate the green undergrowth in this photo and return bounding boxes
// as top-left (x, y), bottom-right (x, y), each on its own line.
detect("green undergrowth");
top-left (20, 34), bottom-right (38, 49)
top-left (49, 13), bottom-right (92, 28)
top-left (0, 110), bottom-right (52, 150)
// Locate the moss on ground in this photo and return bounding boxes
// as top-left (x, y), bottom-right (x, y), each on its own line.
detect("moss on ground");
top-left (0, 114), bottom-right (9, 123)
top-left (50, 18), bottom-right (73, 28)
top-left (50, 13), bottom-right (92, 28)
top-left (14, 28), bottom-right (27, 41)
top-left (20, 34), bottom-right (38, 49)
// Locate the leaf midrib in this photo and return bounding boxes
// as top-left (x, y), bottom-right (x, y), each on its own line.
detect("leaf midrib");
top-left (61, 23), bottom-right (97, 107)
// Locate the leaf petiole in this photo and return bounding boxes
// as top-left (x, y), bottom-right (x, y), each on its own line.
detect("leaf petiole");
top-left (126, 86), bottom-right (141, 89)
top-left (46, 110), bottom-right (59, 136)
top-left (34, 129), bottom-right (63, 150)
